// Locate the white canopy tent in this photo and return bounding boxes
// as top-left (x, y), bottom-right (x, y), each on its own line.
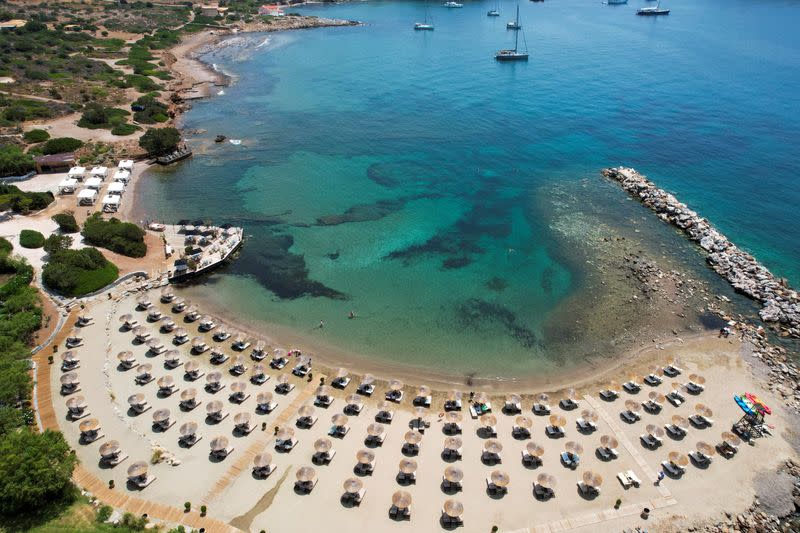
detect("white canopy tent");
top-left (107, 182), bottom-right (125, 194)
top-left (58, 178), bottom-right (78, 194)
top-left (90, 166), bottom-right (108, 179)
top-left (102, 194), bottom-right (121, 212)
top-left (118, 160), bottom-right (134, 171)
top-left (113, 169), bottom-right (131, 183)
top-left (77, 188), bottom-right (98, 205)
top-left (85, 177), bottom-right (103, 190)
top-left (68, 166), bottom-right (86, 179)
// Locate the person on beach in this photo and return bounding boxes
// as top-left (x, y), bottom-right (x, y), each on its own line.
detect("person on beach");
top-left (656, 471), bottom-right (665, 485)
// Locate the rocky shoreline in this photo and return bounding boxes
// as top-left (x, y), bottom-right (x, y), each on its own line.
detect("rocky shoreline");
top-left (602, 167), bottom-right (800, 339)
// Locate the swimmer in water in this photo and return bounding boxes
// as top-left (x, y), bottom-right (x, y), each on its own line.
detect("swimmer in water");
top-left (348, 311), bottom-right (356, 319)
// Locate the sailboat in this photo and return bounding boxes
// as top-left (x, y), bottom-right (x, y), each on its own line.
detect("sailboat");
top-left (606, 0), bottom-right (627, 4)
top-left (506, 3), bottom-right (522, 29)
top-left (496, 5), bottom-right (528, 61)
top-left (487, 0), bottom-right (500, 16)
top-left (637, 0), bottom-right (669, 15)
top-left (415, 1), bottom-right (434, 30)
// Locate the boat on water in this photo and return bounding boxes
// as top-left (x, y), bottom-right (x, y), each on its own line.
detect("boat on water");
top-left (507, 18), bottom-right (521, 29)
top-left (443, 1), bottom-right (463, 7)
top-left (637, 0), bottom-right (669, 15)
top-left (606, 0), bottom-right (627, 4)
top-left (487, 9), bottom-right (500, 16)
top-left (415, 0), bottom-right (434, 30)
top-left (496, 4), bottom-right (528, 61)
top-left (156, 147), bottom-right (192, 165)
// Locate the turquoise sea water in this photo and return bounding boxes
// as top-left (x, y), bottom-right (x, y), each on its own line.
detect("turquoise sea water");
top-left (138, 0), bottom-right (800, 378)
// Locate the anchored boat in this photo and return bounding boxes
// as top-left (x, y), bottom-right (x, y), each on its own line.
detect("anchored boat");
top-left (637, 1), bottom-right (670, 15)
top-left (496, 5), bottom-right (528, 61)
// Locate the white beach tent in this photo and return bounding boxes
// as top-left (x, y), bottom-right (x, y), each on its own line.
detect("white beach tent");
top-left (118, 160), bottom-right (134, 171)
top-left (85, 177), bottom-right (103, 190)
top-left (58, 178), bottom-right (78, 194)
top-left (107, 181), bottom-right (125, 194)
top-left (113, 169), bottom-right (131, 183)
top-left (77, 188), bottom-right (98, 205)
top-left (68, 166), bottom-right (86, 179)
top-left (102, 194), bottom-right (121, 212)
top-left (90, 166), bottom-right (108, 180)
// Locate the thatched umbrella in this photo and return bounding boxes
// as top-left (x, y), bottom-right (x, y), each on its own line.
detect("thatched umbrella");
top-left (721, 431), bottom-right (741, 447)
top-left (417, 385), bottom-right (431, 397)
top-left (360, 373), bottom-right (375, 386)
top-left (548, 414), bottom-right (566, 427)
top-left (336, 367), bottom-right (349, 379)
top-left (688, 374), bottom-right (706, 385)
top-left (389, 379), bottom-right (403, 391)
top-left (606, 381), bottom-right (621, 393)
top-left (60, 372), bottom-right (78, 385)
top-left (580, 409), bottom-right (598, 422)
top-left (671, 415), bottom-right (690, 429)
top-left (399, 458), bottom-right (418, 475)
top-left (184, 361), bottom-right (200, 375)
top-left (668, 451), bottom-right (689, 466)
top-left (490, 470), bottom-right (510, 488)
top-left (474, 392), bottom-right (489, 404)
top-left (506, 393), bottom-right (522, 405)
top-left (276, 426), bottom-right (295, 441)
top-left (294, 466), bottom-right (317, 483)
top-left (564, 388), bottom-right (576, 400)
top-left (206, 371), bottom-right (222, 384)
top-left (526, 441), bottom-right (545, 457)
top-left (172, 297), bottom-right (186, 308)
top-left (515, 416), bottom-right (533, 429)
top-left (117, 350), bottom-right (135, 363)
top-left (599, 435), bottom-right (619, 449)
top-left (232, 355), bottom-right (246, 367)
top-left (230, 381), bottom-right (247, 394)
top-left (443, 499), bottom-right (464, 518)
top-left (128, 393), bottom-right (145, 407)
top-left (695, 403), bottom-right (713, 418)
top-left (127, 461), bottom-right (148, 479)
top-left (367, 423), bottom-right (385, 437)
top-left (157, 376), bottom-right (175, 389)
top-left (648, 391), bottom-right (666, 404)
top-left (277, 374), bottom-right (290, 385)
top-left (645, 423), bottom-right (659, 436)
top-left (234, 412), bottom-right (251, 427)
top-left (136, 363), bottom-right (152, 376)
top-left (649, 364), bottom-right (664, 377)
top-left (331, 413), bottom-right (349, 427)
top-left (206, 400), bottom-right (223, 415)
top-left (136, 295), bottom-right (151, 308)
top-left (254, 340), bottom-right (266, 353)
top-left (447, 390), bottom-right (462, 402)
top-left (66, 395), bottom-right (86, 410)
top-left (297, 404), bottom-right (315, 418)
top-left (180, 421), bottom-right (198, 436)
top-left (537, 472), bottom-right (557, 489)
top-left (253, 452), bottom-right (273, 468)
top-left (537, 393), bottom-right (550, 403)
top-left (119, 313), bottom-right (133, 324)
top-left (61, 351), bottom-right (78, 363)
top-left (696, 441), bottom-right (716, 456)
top-left (161, 286), bottom-right (174, 300)
top-left (346, 393), bottom-right (362, 406)
top-left (445, 411), bottom-right (463, 424)
top-left (391, 490), bottom-right (412, 509)
top-left (356, 449), bottom-right (375, 464)
top-left (444, 465), bottom-right (464, 483)
top-left (343, 477), bottom-right (364, 494)
top-left (210, 436), bottom-right (229, 452)
top-left (480, 413), bottom-right (497, 427)
top-left (152, 409), bottom-right (170, 423)
top-left (627, 373), bottom-right (643, 385)
top-left (133, 326), bottom-right (148, 339)
top-left (79, 418), bottom-right (100, 433)
top-left (414, 406), bottom-right (430, 422)
top-left (316, 385), bottom-right (331, 398)
top-left (251, 363), bottom-right (265, 377)
top-left (192, 337), bottom-right (206, 350)
top-left (160, 317), bottom-right (175, 330)
top-left (164, 349), bottom-right (180, 363)
top-left (565, 441), bottom-right (584, 455)
top-left (404, 431), bottom-right (423, 445)
top-left (215, 325), bottom-right (228, 338)
top-left (483, 439), bottom-right (503, 454)
top-left (582, 470), bottom-right (603, 488)
top-left (314, 438), bottom-right (332, 454)
top-left (443, 436), bottom-right (462, 451)
top-left (624, 399), bottom-right (642, 412)
top-left (378, 400), bottom-right (393, 413)
top-left (99, 440), bottom-right (120, 458)
top-left (257, 391), bottom-right (274, 405)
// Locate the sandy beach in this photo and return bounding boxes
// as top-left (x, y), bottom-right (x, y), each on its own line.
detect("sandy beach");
top-left (41, 284), bottom-right (797, 532)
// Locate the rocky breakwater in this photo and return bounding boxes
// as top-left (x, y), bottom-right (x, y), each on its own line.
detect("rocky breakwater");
top-left (602, 167), bottom-right (800, 339)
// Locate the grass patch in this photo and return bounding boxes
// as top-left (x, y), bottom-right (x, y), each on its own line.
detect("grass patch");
top-left (0, 184), bottom-right (54, 213)
top-left (22, 129), bottom-right (50, 144)
top-left (19, 230), bottom-right (45, 249)
top-left (42, 247), bottom-right (119, 297)
top-left (111, 123), bottom-right (139, 136)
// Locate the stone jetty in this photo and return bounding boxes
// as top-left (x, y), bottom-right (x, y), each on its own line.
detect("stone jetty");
top-left (602, 167), bottom-right (800, 339)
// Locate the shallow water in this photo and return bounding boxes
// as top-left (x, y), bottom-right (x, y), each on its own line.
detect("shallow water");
top-left (137, 0), bottom-right (800, 377)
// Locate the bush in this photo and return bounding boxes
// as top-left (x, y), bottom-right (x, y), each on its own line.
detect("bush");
top-left (96, 504), bottom-right (113, 522)
top-left (22, 129), bottom-right (50, 143)
top-left (139, 127), bottom-right (180, 156)
top-left (0, 146), bottom-right (35, 178)
top-left (19, 230), bottom-right (45, 249)
top-left (52, 212), bottom-right (79, 233)
top-left (0, 237), bottom-right (11, 255)
top-left (41, 137), bottom-right (84, 155)
top-left (77, 103), bottom-right (129, 130)
top-left (111, 123), bottom-right (139, 136)
top-left (43, 234), bottom-right (72, 255)
top-left (132, 95), bottom-right (169, 124)
top-left (42, 247), bottom-right (119, 296)
top-left (82, 214), bottom-right (146, 257)
top-left (0, 184), bottom-right (54, 214)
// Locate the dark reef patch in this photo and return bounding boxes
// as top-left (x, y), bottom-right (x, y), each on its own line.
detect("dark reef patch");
top-left (455, 298), bottom-right (538, 349)
top-left (486, 276), bottom-right (508, 292)
top-left (315, 195), bottom-right (430, 226)
top-left (540, 267), bottom-right (554, 295)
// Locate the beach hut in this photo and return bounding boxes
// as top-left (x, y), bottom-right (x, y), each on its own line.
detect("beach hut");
top-left (101, 194), bottom-right (121, 213)
top-left (68, 166), bottom-right (86, 180)
top-left (58, 178), bottom-right (78, 194)
top-left (108, 181), bottom-right (125, 194)
top-left (90, 166), bottom-right (108, 180)
top-left (77, 188), bottom-right (97, 206)
top-left (113, 168), bottom-right (131, 182)
top-left (85, 176), bottom-right (102, 190)
top-left (118, 159), bottom-right (134, 171)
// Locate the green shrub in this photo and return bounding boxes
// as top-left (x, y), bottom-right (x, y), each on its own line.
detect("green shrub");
top-left (0, 184), bottom-right (54, 213)
top-left (19, 230), bottom-right (45, 249)
top-left (111, 123), bottom-right (139, 136)
top-left (52, 212), bottom-right (79, 233)
top-left (96, 504), bottom-right (113, 523)
top-left (41, 137), bottom-right (83, 155)
top-left (22, 129), bottom-right (50, 143)
top-left (82, 214), bottom-right (146, 257)
top-left (139, 127), bottom-right (180, 156)
top-left (77, 103), bottom-right (129, 130)
top-left (42, 247), bottom-right (119, 296)
top-left (43, 234), bottom-right (72, 255)
top-left (0, 237), bottom-right (12, 255)
top-left (0, 146), bottom-right (35, 178)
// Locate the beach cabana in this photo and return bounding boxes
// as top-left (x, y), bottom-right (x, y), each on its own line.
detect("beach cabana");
top-left (68, 166), bottom-right (86, 180)
top-left (118, 159), bottom-right (134, 171)
top-left (113, 168), bottom-right (131, 182)
top-left (90, 166), bottom-right (108, 180)
top-left (127, 460), bottom-right (156, 489)
top-left (102, 194), bottom-right (121, 212)
top-left (442, 499), bottom-right (464, 527)
top-left (390, 490), bottom-right (412, 520)
top-left (295, 466), bottom-right (318, 494)
top-left (342, 477), bottom-right (365, 505)
top-left (253, 452), bottom-right (276, 478)
top-left (85, 176), bottom-right (102, 190)
top-left (58, 178), bottom-right (78, 194)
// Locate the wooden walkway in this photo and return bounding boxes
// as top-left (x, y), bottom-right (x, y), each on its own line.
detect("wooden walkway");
top-left (32, 311), bottom-right (243, 533)
top-left (201, 374), bottom-right (325, 505)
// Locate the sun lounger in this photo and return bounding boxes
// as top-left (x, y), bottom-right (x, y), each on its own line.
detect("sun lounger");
top-left (329, 425), bottom-right (350, 438)
top-left (504, 401), bottom-right (522, 413)
top-left (512, 426), bottom-right (530, 439)
top-left (269, 357), bottom-right (286, 368)
top-left (689, 415), bottom-right (714, 428)
top-left (689, 451), bottom-right (711, 465)
top-left (356, 461), bottom-right (375, 475)
top-left (617, 472), bottom-right (632, 488)
top-left (314, 450), bottom-right (336, 465)
top-left (333, 376), bottom-right (351, 389)
top-left (366, 433), bottom-right (385, 446)
top-left (442, 478), bottom-right (462, 492)
top-left (577, 481), bottom-right (600, 496)
top-left (229, 392), bottom-right (250, 404)
top-left (661, 461), bottom-right (684, 476)
top-left (443, 447), bottom-right (462, 460)
top-left (576, 419), bottom-right (596, 432)
top-left (131, 474), bottom-right (157, 489)
top-left (376, 411), bottom-right (393, 423)
top-left (620, 410), bottom-right (639, 424)
top-left (413, 395), bottom-right (432, 407)
top-left (599, 390), bottom-right (618, 401)
top-left (385, 390), bottom-right (404, 402)
top-left (402, 443), bottom-right (420, 456)
top-left (345, 403), bottom-right (364, 415)
top-left (639, 434), bottom-right (661, 448)
top-left (644, 374), bottom-right (662, 386)
top-left (444, 399), bottom-right (462, 411)
top-left (534, 484), bottom-right (554, 499)
top-left (315, 396), bottom-right (334, 408)
top-left (297, 415), bottom-right (318, 429)
top-left (397, 471), bottom-right (416, 484)
top-left (295, 478), bottom-right (318, 493)
top-left (622, 382), bottom-right (640, 393)
top-left (254, 463), bottom-right (276, 478)
top-left (275, 438), bottom-right (297, 452)
top-left (533, 403), bottom-right (551, 415)
top-left (357, 383), bottom-right (374, 396)
top-left (666, 392), bottom-right (684, 407)
top-left (545, 425), bottom-right (564, 437)
top-left (485, 477), bottom-right (507, 495)
top-left (521, 450), bottom-right (541, 467)
top-left (663, 365), bottom-right (682, 377)
top-left (389, 505), bottom-right (411, 520)
top-left (685, 382), bottom-right (704, 394)
top-left (559, 398), bottom-right (578, 410)
top-left (257, 401), bottom-right (277, 414)
top-left (626, 470), bottom-right (641, 486)
top-left (292, 364), bottom-right (310, 377)
top-left (560, 452), bottom-right (579, 468)
top-left (275, 382), bottom-right (295, 394)
top-left (665, 424), bottom-right (686, 438)
top-left (598, 447), bottom-right (613, 461)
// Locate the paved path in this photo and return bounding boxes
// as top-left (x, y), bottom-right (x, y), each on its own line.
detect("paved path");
top-left (201, 374), bottom-right (325, 505)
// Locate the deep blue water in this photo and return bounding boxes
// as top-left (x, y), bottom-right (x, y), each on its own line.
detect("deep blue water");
top-left (138, 0), bottom-right (800, 376)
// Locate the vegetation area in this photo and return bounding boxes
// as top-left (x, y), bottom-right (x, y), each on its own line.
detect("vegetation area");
top-left (0, 97), bottom-right (70, 127)
top-left (39, 137), bottom-right (84, 155)
top-left (139, 127), bottom-right (180, 156)
top-left (19, 230), bottom-right (44, 249)
top-left (0, 183), bottom-right (54, 213)
top-left (52, 212), bottom-right (79, 233)
top-left (22, 129), bottom-right (50, 144)
top-left (132, 94), bottom-right (169, 124)
top-left (0, 146), bottom-right (34, 178)
top-left (42, 246), bottom-right (119, 296)
top-left (82, 213), bottom-right (147, 257)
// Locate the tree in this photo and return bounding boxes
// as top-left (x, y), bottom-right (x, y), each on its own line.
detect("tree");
top-left (41, 137), bottom-right (83, 155)
top-left (22, 129), bottom-right (50, 144)
top-left (52, 212), bottom-right (79, 233)
top-left (0, 146), bottom-right (34, 178)
top-left (19, 230), bottom-right (45, 249)
top-left (0, 429), bottom-right (78, 515)
top-left (43, 234), bottom-right (73, 254)
top-left (139, 127), bottom-right (180, 156)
